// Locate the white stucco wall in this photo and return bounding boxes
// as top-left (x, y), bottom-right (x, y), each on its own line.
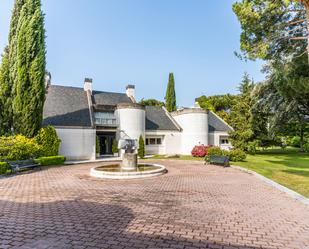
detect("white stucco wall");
top-left (115, 106), bottom-right (145, 141)
top-left (172, 110), bottom-right (208, 154)
top-left (56, 128), bottom-right (96, 160)
top-left (145, 130), bottom-right (181, 155)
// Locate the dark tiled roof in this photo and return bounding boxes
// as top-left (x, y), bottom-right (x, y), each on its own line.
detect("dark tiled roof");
top-left (208, 111), bottom-right (232, 132)
top-left (43, 85), bottom-right (92, 127)
top-left (92, 90), bottom-right (132, 106)
top-left (145, 106), bottom-right (179, 131)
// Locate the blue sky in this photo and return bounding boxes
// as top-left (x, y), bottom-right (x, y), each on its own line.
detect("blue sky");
top-left (0, 0), bottom-right (264, 106)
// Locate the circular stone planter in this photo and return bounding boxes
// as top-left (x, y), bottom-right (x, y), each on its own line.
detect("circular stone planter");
top-left (90, 163), bottom-right (167, 179)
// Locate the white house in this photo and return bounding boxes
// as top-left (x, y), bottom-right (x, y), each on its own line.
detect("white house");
top-left (43, 78), bottom-right (233, 160)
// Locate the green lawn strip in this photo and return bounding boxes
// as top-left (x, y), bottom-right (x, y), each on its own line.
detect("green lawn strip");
top-left (236, 149), bottom-right (309, 197)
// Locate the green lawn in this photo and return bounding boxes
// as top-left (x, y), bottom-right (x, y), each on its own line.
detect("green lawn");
top-left (150, 148), bottom-right (309, 197)
top-left (236, 148), bottom-right (309, 197)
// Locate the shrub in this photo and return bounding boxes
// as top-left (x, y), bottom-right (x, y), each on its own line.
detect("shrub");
top-left (35, 156), bottom-right (66, 166)
top-left (191, 145), bottom-right (212, 157)
top-left (0, 162), bottom-right (9, 175)
top-left (207, 146), bottom-right (223, 156)
top-left (247, 140), bottom-right (260, 155)
top-left (112, 139), bottom-right (119, 154)
top-left (138, 135), bottom-right (145, 159)
top-left (0, 135), bottom-right (41, 161)
top-left (96, 136), bottom-right (100, 154)
top-left (304, 142), bottom-right (309, 153)
top-left (35, 126), bottom-right (61, 157)
top-left (205, 146), bottom-right (223, 162)
top-left (205, 146), bottom-right (246, 162)
top-left (227, 149), bottom-right (246, 162)
top-left (291, 136), bottom-right (301, 148)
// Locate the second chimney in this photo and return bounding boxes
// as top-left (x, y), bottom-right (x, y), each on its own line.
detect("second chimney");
top-left (126, 84), bottom-right (135, 102)
top-left (84, 78), bottom-right (93, 93)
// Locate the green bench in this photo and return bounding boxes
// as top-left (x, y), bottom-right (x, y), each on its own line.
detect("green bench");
top-left (205, 155), bottom-right (230, 167)
top-left (8, 159), bottom-right (41, 173)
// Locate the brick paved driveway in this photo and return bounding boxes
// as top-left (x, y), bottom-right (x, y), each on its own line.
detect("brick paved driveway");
top-left (0, 160), bottom-right (309, 249)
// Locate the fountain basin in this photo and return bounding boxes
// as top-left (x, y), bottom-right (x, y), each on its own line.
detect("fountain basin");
top-left (90, 163), bottom-right (167, 179)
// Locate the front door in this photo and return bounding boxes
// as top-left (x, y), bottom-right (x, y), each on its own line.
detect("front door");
top-left (98, 132), bottom-right (115, 155)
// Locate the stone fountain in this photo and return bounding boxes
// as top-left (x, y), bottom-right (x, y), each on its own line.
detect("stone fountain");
top-left (90, 138), bottom-right (166, 179)
top-left (118, 139), bottom-right (138, 170)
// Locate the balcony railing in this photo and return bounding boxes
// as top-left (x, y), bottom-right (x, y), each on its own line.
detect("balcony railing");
top-left (95, 118), bottom-right (118, 126)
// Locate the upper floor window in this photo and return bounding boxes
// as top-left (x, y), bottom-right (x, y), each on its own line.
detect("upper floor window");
top-left (95, 112), bottom-right (117, 126)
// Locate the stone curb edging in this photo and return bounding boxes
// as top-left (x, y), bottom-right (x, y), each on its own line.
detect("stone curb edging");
top-left (232, 165), bottom-right (309, 206)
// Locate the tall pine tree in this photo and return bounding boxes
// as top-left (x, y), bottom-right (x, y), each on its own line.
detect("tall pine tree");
top-left (229, 73), bottom-right (255, 151)
top-left (165, 73), bottom-right (177, 112)
top-left (13, 0), bottom-right (46, 137)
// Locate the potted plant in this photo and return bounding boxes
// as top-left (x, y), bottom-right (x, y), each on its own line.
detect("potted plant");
top-left (112, 139), bottom-right (119, 157)
top-left (96, 136), bottom-right (100, 158)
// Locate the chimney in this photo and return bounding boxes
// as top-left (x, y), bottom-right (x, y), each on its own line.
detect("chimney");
top-left (84, 78), bottom-right (93, 93)
top-left (45, 72), bottom-right (51, 88)
top-left (126, 84), bottom-right (135, 101)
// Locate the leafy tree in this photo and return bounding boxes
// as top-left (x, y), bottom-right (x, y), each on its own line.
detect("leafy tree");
top-left (12, 0), bottom-right (46, 137)
top-left (0, 47), bottom-right (12, 134)
top-left (229, 73), bottom-right (255, 151)
top-left (138, 135), bottom-right (145, 159)
top-left (233, 0), bottom-right (308, 61)
top-left (253, 56), bottom-right (309, 151)
top-left (196, 94), bottom-right (236, 123)
top-left (165, 73), bottom-right (177, 112)
top-left (139, 98), bottom-right (165, 107)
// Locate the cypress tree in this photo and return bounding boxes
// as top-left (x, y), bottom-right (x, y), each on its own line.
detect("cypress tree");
top-left (138, 135), bottom-right (145, 159)
top-left (9, 0), bottom-right (26, 90)
top-left (165, 72), bottom-right (177, 112)
top-left (0, 0), bottom-right (26, 134)
top-left (0, 47), bottom-right (12, 134)
top-left (13, 0), bottom-right (46, 137)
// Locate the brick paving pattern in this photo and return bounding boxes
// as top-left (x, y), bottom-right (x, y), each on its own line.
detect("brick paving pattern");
top-left (0, 160), bottom-right (309, 249)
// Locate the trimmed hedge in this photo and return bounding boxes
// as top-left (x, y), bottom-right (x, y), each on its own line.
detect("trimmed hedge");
top-left (206, 146), bottom-right (246, 162)
top-left (35, 156), bottom-right (66, 166)
top-left (0, 162), bottom-right (9, 175)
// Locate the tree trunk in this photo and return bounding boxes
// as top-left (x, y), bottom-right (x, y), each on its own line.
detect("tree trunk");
top-left (300, 121), bottom-right (305, 152)
top-left (301, 0), bottom-right (309, 62)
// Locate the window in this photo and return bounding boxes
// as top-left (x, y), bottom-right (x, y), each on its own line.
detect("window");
top-left (145, 137), bottom-right (163, 145)
top-left (221, 139), bottom-right (229, 144)
top-left (94, 112), bottom-right (117, 126)
top-left (149, 138), bottom-right (156, 145)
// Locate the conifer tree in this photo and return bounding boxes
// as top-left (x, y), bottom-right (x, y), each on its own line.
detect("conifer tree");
top-left (0, 0), bottom-right (26, 134)
top-left (0, 47), bottom-right (12, 134)
top-left (138, 135), bottom-right (145, 159)
top-left (165, 73), bottom-right (177, 112)
top-left (13, 0), bottom-right (46, 137)
top-left (229, 73), bottom-right (255, 151)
